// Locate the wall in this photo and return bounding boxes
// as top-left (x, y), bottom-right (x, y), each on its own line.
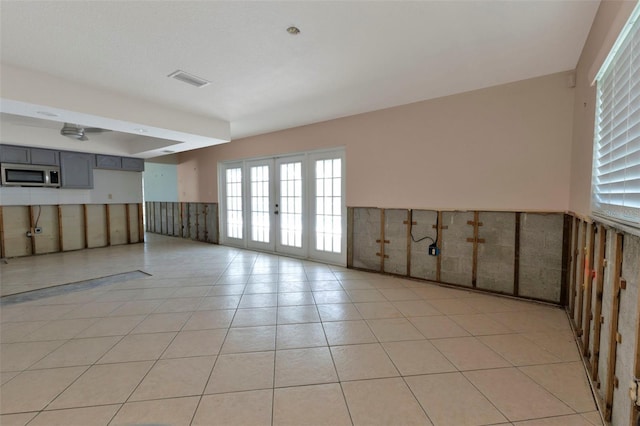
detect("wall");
top-left (144, 162), bottom-right (179, 202)
top-left (178, 71), bottom-right (575, 211)
top-left (569, 0), bottom-right (637, 217)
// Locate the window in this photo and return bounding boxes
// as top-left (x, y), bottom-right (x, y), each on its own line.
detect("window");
top-left (225, 167), bottom-right (243, 239)
top-left (592, 3), bottom-right (640, 230)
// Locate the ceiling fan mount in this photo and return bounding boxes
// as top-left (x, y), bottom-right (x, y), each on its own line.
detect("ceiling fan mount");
top-left (60, 123), bottom-right (111, 141)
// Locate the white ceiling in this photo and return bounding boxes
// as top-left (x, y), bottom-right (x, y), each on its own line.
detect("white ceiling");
top-left (0, 1), bottom-right (600, 158)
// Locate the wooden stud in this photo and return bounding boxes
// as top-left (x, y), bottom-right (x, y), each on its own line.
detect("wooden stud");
top-left (575, 221), bottom-right (587, 331)
top-left (204, 204), bottom-right (209, 242)
top-left (569, 217), bottom-right (580, 317)
top-left (620, 278), bottom-right (627, 290)
top-left (0, 206), bottom-right (4, 259)
top-left (582, 222), bottom-right (596, 358)
top-left (165, 202), bottom-right (170, 236)
top-left (28, 205), bottom-right (36, 255)
top-left (560, 214), bottom-right (572, 306)
top-left (105, 204), bottom-right (111, 246)
top-left (514, 212), bottom-right (521, 297)
top-left (195, 203), bottom-right (200, 241)
top-left (138, 203), bottom-right (144, 243)
top-left (406, 210), bottom-right (412, 277)
top-left (83, 204), bottom-right (89, 249)
top-left (379, 209), bottom-right (386, 272)
top-left (436, 211), bottom-right (443, 282)
top-left (125, 204), bottom-right (131, 244)
top-left (57, 205), bottom-right (64, 252)
top-left (591, 225), bottom-right (607, 381)
top-left (604, 232), bottom-right (624, 422)
top-left (616, 332), bottom-right (622, 344)
top-left (471, 211), bottom-right (480, 288)
top-left (630, 253), bottom-right (640, 425)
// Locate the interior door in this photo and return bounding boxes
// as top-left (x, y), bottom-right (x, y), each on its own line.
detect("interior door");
top-left (275, 156), bottom-right (306, 257)
top-left (247, 159), bottom-right (275, 252)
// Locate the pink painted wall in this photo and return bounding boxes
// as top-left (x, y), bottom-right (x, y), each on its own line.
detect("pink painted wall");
top-left (178, 71), bottom-right (575, 211)
top-left (569, 0), bottom-right (637, 217)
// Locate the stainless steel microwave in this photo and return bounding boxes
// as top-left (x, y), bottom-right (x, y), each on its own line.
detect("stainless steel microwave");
top-left (1, 163), bottom-right (61, 188)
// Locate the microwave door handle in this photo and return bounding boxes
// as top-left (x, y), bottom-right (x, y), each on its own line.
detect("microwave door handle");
top-left (45, 171), bottom-right (50, 185)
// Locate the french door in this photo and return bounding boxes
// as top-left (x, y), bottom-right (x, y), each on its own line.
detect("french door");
top-left (220, 149), bottom-right (345, 265)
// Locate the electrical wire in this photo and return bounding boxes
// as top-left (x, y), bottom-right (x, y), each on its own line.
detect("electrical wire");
top-left (34, 205), bottom-right (42, 228)
top-left (409, 211), bottom-right (438, 246)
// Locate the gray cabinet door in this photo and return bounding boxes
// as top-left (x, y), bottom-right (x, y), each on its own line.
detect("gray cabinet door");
top-left (0, 145), bottom-right (30, 164)
top-left (96, 155), bottom-right (122, 170)
top-left (60, 152), bottom-right (94, 189)
top-left (122, 157), bottom-right (144, 171)
top-left (31, 148), bottom-right (59, 166)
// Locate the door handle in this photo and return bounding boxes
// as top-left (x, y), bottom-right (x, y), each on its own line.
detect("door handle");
top-left (274, 204), bottom-right (279, 215)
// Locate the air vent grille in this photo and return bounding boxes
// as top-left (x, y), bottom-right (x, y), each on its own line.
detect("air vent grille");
top-left (168, 70), bottom-right (210, 88)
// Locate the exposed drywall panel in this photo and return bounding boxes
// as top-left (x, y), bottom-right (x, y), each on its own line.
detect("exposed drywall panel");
top-left (477, 211), bottom-right (515, 294)
top-left (153, 202), bottom-right (162, 234)
top-left (2, 206), bottom-right (31, 257)
top-left (188, 202), bottom-right (198, 240)
top-left (352, 207), bottom-right (382, 271)
top-left (91, 169), bottom-right (143, 204)
top-left (383, 209), bottom-right (408, 275)
top-left (572, 221), bottom-right (586, 324)
top-left (166, 202), bottom-right (175, 236)
top-left (86, 204), bottom-right (107, 248)
top-left (181, 203), bottom-right (189, 238)
top-left (32, 205), bottom-right (59, 254)
top-left (440, 211), bottom-right (474, 287)
top-left (109, 204), bottom-right (127, 246)
top-left (611, 232), bottom-right (639, 426)
top-left (144, 162), bottom-right (178, 202)
top-left (160, 202), bottom-right (167, 235)
top-left (205, 203), bottom-right (218, 243)
top-left (409, 210), bottom-right (438, 281)
top-left (518, 213), bottom-right (564, 302)
top-left (128, 204), bottom-right (140, 244)
top-left (197, 203), bottom-right (207, 241)
top-left (173, 203), bottom-right (182, 237)
top-left (60, 204), bottom-right (84, 251)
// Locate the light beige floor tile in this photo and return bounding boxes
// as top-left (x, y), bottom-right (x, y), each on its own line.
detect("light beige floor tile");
top-left (134, 288), bottom-right (179, 300)
top-left (162, 329), bottom-right (226, 358)
top-left (382, 340), bottom-right (456, 375)
top-left (28, 404), bottom-right (120, 426)
top-left (97, 332), bottom-right (175, 363)
top-left (432, 337), bottom-right (510, 370)
top-left (275, 347), bottom-right (338, 387)
top-left (355, 301), bottom-right (404, 319)
top-left (0, 340), bottom-right (65, 371)
top-left (20, 318), bottom-right (98, 342)
top-left (30, 336), bottom-right (121, 369)
top-left (245, 283), bottom-right (279, 294)
top-left (513, 414), bottom-right (595, 425)
top-left (342, 377), bottom-right (432, 425)
top-left (107, 300), bottom-right (162, 316)
top-left (110, 396), bottom-right (199, 426)
top-left (207, 284), bottom-right (246, 296)
top-left (193, 389), bottom-right (272, 426)
top-left (409, 316), bottom-right (471, 339)
top-left (313, 290), bottom-right (351, 304)
top-left (340, 280), bottom-right (376, 290)
top-left (61, 301), bottom-right (124, 319)
top-left (278, 281), bottom-right (312, 292)
top-left (277, 291), bottom-right (315, 306)
top-left (367, 318), bottom-right (425, 342)
top-left (480, 334), bottom-right (561, 366)
top-left (0, 366), bottom-right (87, 413)
top-left (197, 295), bottom-right (241, 310)
top-left (581, 411), bottom-right (603, 425)
top-left (205, 351), bottom-right (275, 394)
top-left (521, 330), bottom-right (581, 361)
top-left (317, 303), bottom-right (363, 321)
top-left (0, 413), bottom-right (38, 426)
top-left (412, 285), bottom-right (473, 300)
top-left (331, 343), bottom-right (399, 381)
top-left (130, 312), bottom-right (191, 334)
top-left (378, 288), bottom-right (422, 301)
top-left (406, 372), bottom-right (507, 426)
top-left (277, 305), bottom-right (320, 324)
top-left (273, 383), bottom-right (351, 426)
top-left (220, 326), bottom-right (276, 353)
top-left (347, 289), bottom-right (387, 302)
top-left (216, 275), bottom-right (250, 285)
top-left (232, 307), bottom-right (277, 327)
top-left (154, 297), bottom-right (202, 313)
top-left (450, 313), bottom-right (514, 335)
top-left (0, 321), bottom-right (49, 343)
top-left (309, 280), bottom-right (343, 291)
top-left (276, 323), bottom-right (327, 349)
top-left (427, 298), bottom-right (480, 314)
top-left (238, 293), bottom-right (278, 308)
top-left (130, 356), bottom-right (215, 400)
top-left (464, 367), bottom-right (574, 422)
top-left (47, 361), bottom-right (153, 409)
top-left (182, 309), bottom-right (235, 330)
top-left (172, 286), bottom-right (212, 297)
top-left (392, 300), bottom-right (441, 317)
top-left (75, 315), bottom-right (146, 337)
top-left (323, 320), bottom-right (377, 345)
top-left (0, 371), bottom-right (19, 385)
top-left (519, 362), bottom-right (596, 412)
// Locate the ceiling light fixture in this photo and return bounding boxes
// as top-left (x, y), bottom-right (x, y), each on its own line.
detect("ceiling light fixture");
top-left (36, 111), bottom-right (59, 117)
top-left (134, 128), bottom-right (148, 133)
top-left (286, 26), bottom-right (300, 35)
top-left (168, 70), bottom-right (211, 88)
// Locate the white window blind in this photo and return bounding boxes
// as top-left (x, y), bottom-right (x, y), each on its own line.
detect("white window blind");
top-left (592, 3), bottom-right (640, 229)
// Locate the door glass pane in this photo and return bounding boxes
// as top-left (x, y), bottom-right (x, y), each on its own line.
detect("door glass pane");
top-left (315, 158), bottom-right (342, 253)
top-left (226, 167), bottom-right (243, 239)
top-left (280, 161), bottom-right (303, 248)
top-left (250, 165), bottom-right (270, 243)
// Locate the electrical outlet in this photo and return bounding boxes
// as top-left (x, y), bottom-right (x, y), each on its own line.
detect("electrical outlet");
top-left (428, 244), bottom-right (440, 256)
top-left (34, 227), bottom-right (43, 234)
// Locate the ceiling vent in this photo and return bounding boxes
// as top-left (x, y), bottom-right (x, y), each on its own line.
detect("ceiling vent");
top-left (167, 70), bottom-right (210, 88)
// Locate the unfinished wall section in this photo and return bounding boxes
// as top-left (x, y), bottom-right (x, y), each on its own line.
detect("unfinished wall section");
top-left (383, 209), bottom-right (409, 275)
top-left (352, 207), bottom-right (382, 271)
top-left (409, 210), bottom-right (438, 282)
top-left (440, 211), bottom-right (474, 287)
top-left (476, 212), bottom-right (515, 294)
top-left (518, 213), bottom-right (565, 302)
top-left (144, 201), bottom-right (219, 245)
top-left (0, 203), bottom-right (143, 258)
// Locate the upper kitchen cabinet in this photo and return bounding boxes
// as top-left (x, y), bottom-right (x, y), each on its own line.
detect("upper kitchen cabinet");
top-left (122, 157), bottom-right (144, 172)
top-left (0, 145), bottom-right (30, 164)
top-left (30, 148), bottom-right (59, 166)
top-left (60, 151), bottom-right (94, 189)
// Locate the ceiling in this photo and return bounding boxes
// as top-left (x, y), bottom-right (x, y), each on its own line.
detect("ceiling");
top-left (0, 1), bottom-right (600, 159)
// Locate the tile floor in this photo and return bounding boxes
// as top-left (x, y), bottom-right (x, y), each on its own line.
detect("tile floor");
top-left (0, 234), bottom-right (602, 425)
